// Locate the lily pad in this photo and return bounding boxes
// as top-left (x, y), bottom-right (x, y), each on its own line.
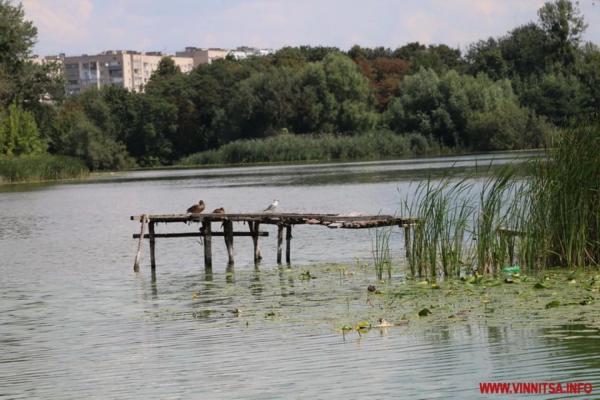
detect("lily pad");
top-left (418, 308), bottom-right (432, 317)
top-left (545, 300), bottom-right (561, 309)
top-left (299, 270), bottom-right (316, 280)
top-left (580, 297), bottom-right (593, 306)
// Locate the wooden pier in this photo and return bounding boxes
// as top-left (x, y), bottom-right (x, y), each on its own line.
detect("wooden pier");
top-left (130, 212), bottom-right (418, 272)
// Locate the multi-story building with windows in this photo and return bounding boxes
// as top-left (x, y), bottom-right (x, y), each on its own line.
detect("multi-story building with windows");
top-left (62, 50), bottom-right (194, 95)
top-left (175, 47), bottom-right (230, 66)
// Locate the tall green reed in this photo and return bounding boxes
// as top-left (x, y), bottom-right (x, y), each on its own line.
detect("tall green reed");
top-left (372, 226), bottom-right (393, 281)
top-left (398, 122), bottom-right (599, 278)
top-left (518, 123), bottom-right (600, 269)
top-left (0, 154), bottom-right (88, 184)
top-left (180, 131), bottom-right (446, 165)
top-left (400, 178), bottom-right (475, 279)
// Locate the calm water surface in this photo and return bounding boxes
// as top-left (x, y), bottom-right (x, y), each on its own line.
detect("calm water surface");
top-left (1, 152), bottom-right (599, 399)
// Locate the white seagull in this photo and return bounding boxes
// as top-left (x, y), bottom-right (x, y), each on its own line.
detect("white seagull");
top-left (263, 199), bottom-right (279, 212)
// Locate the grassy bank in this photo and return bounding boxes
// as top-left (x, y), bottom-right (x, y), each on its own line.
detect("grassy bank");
top-left (180, 131), bottom-right (447, 165)
top-left (0, 155), bottom-right (89, 184)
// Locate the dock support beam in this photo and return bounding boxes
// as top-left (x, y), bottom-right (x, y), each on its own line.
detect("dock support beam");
top-left (403, 225), bottom-right (412, 262)
top-left (224, 220), bottom-right (234, 265)
top-left (133, 215), bottom-right (148, 272)
top-left (249, 222), bottom-right (262, 263)
top-left (203, 220), bottom-right (212, 269)
top-left (277, 224), bottom-right (284, 264)
top-left (285, 225), bottom-right (292, 264)
top-left (149, 221), bottom-right (156, 270)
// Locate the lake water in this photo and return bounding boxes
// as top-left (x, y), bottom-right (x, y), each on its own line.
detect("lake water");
top-left (1, 152), bottom-right (599, 399)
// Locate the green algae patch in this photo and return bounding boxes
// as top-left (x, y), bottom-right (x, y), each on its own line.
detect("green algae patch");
top-left (135, 263), bottom-right (600, 341)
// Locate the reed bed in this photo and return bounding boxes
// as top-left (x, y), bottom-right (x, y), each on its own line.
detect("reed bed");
top-left (519, 123), bottom-right (600, 269)
top-left (372, 226), bottom-right (393, 280)
top-left (398, 122), bottom-right (599, 279)
top-left (0, 155), bottom-right (89, 184)
top-left (180, 131), bottom-right (445, 165)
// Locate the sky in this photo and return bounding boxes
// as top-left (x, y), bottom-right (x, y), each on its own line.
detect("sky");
top-left (21, 0), bottom-right (600, 57)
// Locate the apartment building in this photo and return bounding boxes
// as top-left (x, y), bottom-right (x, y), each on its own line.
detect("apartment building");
top-left (62, 50), bottom-right (194, 95)
top-left (175, 46), bottom-right (274, 66)
top-left (175, 47), bottom-right (229, 66)
top-left (228, 46), bottom-right (273, 60)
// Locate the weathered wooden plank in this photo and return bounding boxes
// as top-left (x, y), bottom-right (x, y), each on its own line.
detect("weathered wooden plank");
top-left (133, 232), bottom-right (268, 239)
top-left (131, 213), bottom-right (419, 227)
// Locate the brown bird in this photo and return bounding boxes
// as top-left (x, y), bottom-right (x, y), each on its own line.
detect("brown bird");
top-left (186, 200), bottom-right (205, 214)
top-left (212, 207), bottom-right (225, 214)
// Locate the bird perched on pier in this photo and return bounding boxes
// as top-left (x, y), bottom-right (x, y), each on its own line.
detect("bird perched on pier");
top-left (186, 200), bottom-right (205, 214)
top-left (212, 207), bottom-right (225, 214)
top-left (263, 199), bottom-right (279, 212)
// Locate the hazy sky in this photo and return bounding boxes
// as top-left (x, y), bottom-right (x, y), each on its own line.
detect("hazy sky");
top-left (21, 0), bottom-right (600, 56)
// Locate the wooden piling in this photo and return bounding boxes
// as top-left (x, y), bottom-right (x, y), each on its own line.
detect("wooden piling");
top-left (149, 221), bottom-right (156, 270)
top-left (249, 221), bottom-right (262, 262)
top-left (508, 237), bottom-right (515, 265)
top-left (403, 224), bottom-right (412, 263)
top-left (133, 215), bottom-right (148, 272)
top-left (202, 219), bottom-right (212, 268)
top-left (277, 224), bottom-right (284, 264)
top-left (285, 225), bottom-right (292, 264)
top-left (224, 220), bottom-right (234, 265)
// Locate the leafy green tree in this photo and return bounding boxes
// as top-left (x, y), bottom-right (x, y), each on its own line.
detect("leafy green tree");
top-left (0, 1), bottom-right (63, 107)
top-left (500, 23), bottom-right (551, 77)
top-left (576, 43), bottom-right (600, 113)
top-left (392, 42), bottom-right (426, 60)
top-left (348, 45), bottom-right (393, 60)
top-left (465, 38), bottom-right (508, 80)
top-left (520, 71), bottom-right (588, 125)
top-left (538, 0), bottom-right (587, 67)
top-left (0, 102), bottom-right (45, 156)
top-left (466, 100), bottom-right (529, 150)
top-left (385, 68), bottom-right (543, 149)
top-left (298, 53), bottom-right (377, 133)
top-left (228, 66), bottom-right (301, 138)
top-left (0, 1), bottom-right (36, 72)
top-left (272, 47), bottom-right (308, 67)
top-left (50, 103), bottom-right (133, 170)
top-left (149, 57), bottom-right (181, 80)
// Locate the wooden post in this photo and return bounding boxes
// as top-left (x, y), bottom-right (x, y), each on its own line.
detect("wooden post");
top-left (508, 236), bottom-right (515, 265)
top-left (149, 221), bottom-right (156, 270)
top-left (249, 221), bottom-right (262, 263)
top-left (285, 225), bottom-right (292, 264)
top-left (133, 215), bottom-right (148, 272)
top-left (277, 224), bottom-right (284, 264)
top-left (403, 224), bottom-right (412, 263)
top-left (224, 220), bottom-right (234, 265)
top-left (202, 219), bottom-right (212, 269)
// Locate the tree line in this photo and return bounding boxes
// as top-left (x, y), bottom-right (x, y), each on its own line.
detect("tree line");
top-left (1, 0), bottom-right (598, 169)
